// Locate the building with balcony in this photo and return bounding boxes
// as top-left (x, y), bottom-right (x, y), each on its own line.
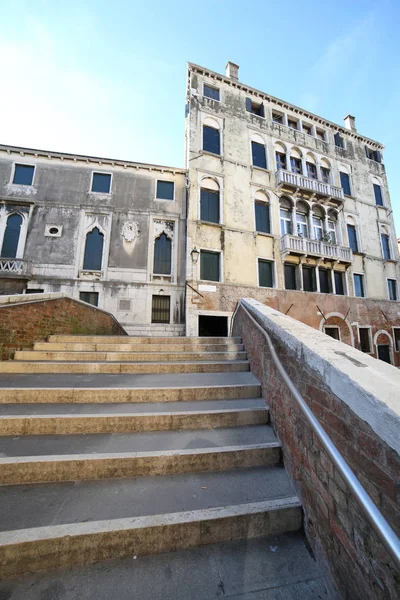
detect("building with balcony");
top-left (185, 61), bottom-right (400, 363)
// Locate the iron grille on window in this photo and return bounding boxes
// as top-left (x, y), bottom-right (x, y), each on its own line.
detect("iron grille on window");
top-left (151, 295), bottom-right (170, 323)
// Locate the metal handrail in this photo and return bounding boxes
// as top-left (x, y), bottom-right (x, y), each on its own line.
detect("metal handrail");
top-left (231, 300), bottom-right (400, 570)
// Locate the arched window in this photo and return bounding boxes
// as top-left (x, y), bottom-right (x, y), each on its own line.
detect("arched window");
top-left (296, 201), bottom-right (309, 238)
top-left (203, 117), bottom-right (220, 155)
top-left (290, 148), bottom-right (302, 175)
top-left (83, 227), bottom-right (104, 271)
top-left (320, 158), bottom-right (331, 184)
top-left (346, 216), bottom-right (359, 252)
top-left (380, 226), bottom-right (392, 260)
top-left (306, 153), bottom-right (317, 180)
top-left (254, 190), bottom-right (270, 234)
top-left (200, 178), bottom-right (220, 223)
top-left (327, 210), bottom-right (338, 244)
top-left (312, 205), bottom-right (325, 240)
top-left (153, 233), bottom-right (172, 275)
top-left (251, 134), bottom-right (267, 169)
top-left (1, 214), bottom-right (23, 258)
top-left (280, 197), bottom-right (293, 235)
top-left (275, 142), bottom-right (287, 171)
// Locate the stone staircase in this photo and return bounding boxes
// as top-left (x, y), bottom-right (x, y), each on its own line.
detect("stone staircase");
top-left (0, 335), bottom-right (328, 598)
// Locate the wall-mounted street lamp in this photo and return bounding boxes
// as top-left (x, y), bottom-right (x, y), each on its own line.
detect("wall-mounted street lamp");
top-left (191, 247), bottom-right (199, 265)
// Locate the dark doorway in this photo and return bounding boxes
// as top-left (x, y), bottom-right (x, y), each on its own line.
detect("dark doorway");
top-left (199, 315), bottom-right (228, 337)
top-left (325, 327), bottom-right (340, 340)
top-left (377, 345), bottom-right (391, 364)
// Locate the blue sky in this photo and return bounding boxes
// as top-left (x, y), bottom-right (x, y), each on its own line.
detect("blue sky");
top-left (1, 0), bottom-right (400, 234)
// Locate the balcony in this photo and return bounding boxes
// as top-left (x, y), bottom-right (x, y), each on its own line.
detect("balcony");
top-left (280, 234), bottom-right (353, 263)
top-left (276, 169), bottom-right (344, 202)
top-left (0, 258), bottom-right (33, 278)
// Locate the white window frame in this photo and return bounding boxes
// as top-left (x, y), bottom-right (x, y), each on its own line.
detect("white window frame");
top-left (155, 179), bottom-right (175, 202)
top-left (345, 216), bottom-right (362, 253)
top-left (296, 212), bottom-right (308, 238)
top-left (10, 163), bottom-right (36, 187)
top-left (0, 208), bottom-right (30, 259)
top-left (257, 257), bottom-right (276, 288)
top-left (324, 325), bottom-right (341, 341)
top-left (198, 248), bottom-right (223, 283)
top-left (201, 113), bottom-right (223, 156)
top-left (379, 225), bottom-right (394, 261)
top-left (198, 172), bottom-right (224, 225)
top-left (327, 219), bottom-right (337, 244)
top-left (203, 82), bottom-right (220, 102)
top-left (90, 171), bottom-right (113, 195)
top-left (358, 325), bottom-right (373, 354)
top-left (353, 272), bottom-right (366, 298)
top-left (312, 216), bottom-right (323, 240)
top-left (249, 131), bottom-right (268, 171)
top-left (280, 208), bottom-right (292, 236)
top-left (387, 277), bottom-right (398, 301)
top-left (272, 111), bottom-right (284, 125)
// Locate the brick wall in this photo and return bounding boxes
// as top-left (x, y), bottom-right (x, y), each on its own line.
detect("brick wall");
top-left (233, 300), bottom-right (400, 600)
top-left (0, 297), bottom-right (126, 359)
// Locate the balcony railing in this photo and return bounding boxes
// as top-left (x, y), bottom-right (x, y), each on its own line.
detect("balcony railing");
top-left (0, 258), bottom-right (32, 277)
top-left (280, 234), bottom-right (353, 262)
top-left (276, 169), bottom-right (344, 200)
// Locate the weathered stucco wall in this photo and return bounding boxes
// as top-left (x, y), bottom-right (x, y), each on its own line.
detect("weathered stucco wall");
top-left (233, 299), bottom-right (400, 600)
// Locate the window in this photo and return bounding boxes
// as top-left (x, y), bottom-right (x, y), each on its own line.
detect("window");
top-left (365, 146), bottom-right (382, 163)
top-left (394, 328), bottom-right (400, 351)
top-left (251, 141), bottom-right (267, 169)
top-left (388, 279), bottom-right (398, 301)
top-left (284, 264), bottom-right (297, 290)
top-left (306, 162), bottom-right (317, 180)
top-left (79, 292), bottom-right (99, 307)
top-left (1, 214), bottom-right (23, 258)
top-left (334, 271), bottom-right (345, 295)
top-left (153, 233), bottom-right (172, 275)
top-left (328, 219), bottom-right (337, 244)
top-left (280, 208), bottom-right (292, 235)
top-left (203, 125), bottom-right (220, 155)
top-left (340, 172), bottom-right (351, 196)
top-left (347, 224), bottom-right (359, 252)
top-left (296, 212), bottom-right (308, 238)
top-left (200, 188), bottom-right (220, 223)
top-left (288, 118), bottom-right (298, 130)
top-left (302, 266), bottom-right (316, 292)
top-left (83, 227), bottom-right (104, 271)
top-left (258, 259), bottom-right (273, 287)
top-left (276, 152), bottom-right (286, 170)
top-left (303, 124), bottom-right (312, 135)
top-left (313, 216), bottom-right (323, 241)
top-left (200, 250), bottom-right (220, 281)
top-left (156, 180), bottom-right (174, 200)
top-left (381, 234), bottom-right (391, 260)
top-left (272, 112), bottom-right (283, 124)
top-left (334, 133), bottom-right (344, 148)
top-left (321, 167), bottom-right (330, 184)
top-left (203, 84), bottom-right (220, 101)
top-left (373, 184), bottom-right (383, 206)
top-left (255, 202), bottom-right (270, 234)
top-left (359, 328), bottom-right (372, 353)
top-left (290, 157), bottom-right (302, 174)
top-left (151, 295), bottom-right (170, 323)
top-left (26, 288), bottom-right (44, 294)
top-left (316, 129), bottom-right (325, 141)
top-left (91, 173), bottom-right (111, 194)
top-left (354, 274), bottom-right (365, 298)
top-left (13, 164), bottom-right (34, 186)
top-left (325, 327), bottom-right (340, 340)
top-left (246, 98), bottom-right (265, 117)
top-left (319, 269), bottom-right (331, 293)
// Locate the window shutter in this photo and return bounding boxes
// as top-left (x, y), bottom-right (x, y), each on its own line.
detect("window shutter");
top-left (365, 145), bottom-right (370, 158)
top-left (259, 103), bottom-right (265, 118)
top-left (245, 97), bottom-right (252, 112)
top-left (374, 150), bottom-right (381, 163)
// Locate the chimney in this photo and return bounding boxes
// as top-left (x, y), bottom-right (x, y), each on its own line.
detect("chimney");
top-left (225, 61), bottom-right (239, 81)
top-left (344, 114), bottom-right (357, 132)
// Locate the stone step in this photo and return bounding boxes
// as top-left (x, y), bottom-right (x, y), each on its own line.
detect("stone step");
top-left (14, 350), bottom-right (248, 362)
top-left (0, 399), bottom-right (268, 435)
top-left (0, 360), bottom-right (250, 374)
top-left (0, 467), bottom-right (301, 577)
top-left (0, 425), bottom-right (279, 484)
top-left (48, 335), bottom-right (242, 344)
top-left (34, 342), bottom-right (245, 352)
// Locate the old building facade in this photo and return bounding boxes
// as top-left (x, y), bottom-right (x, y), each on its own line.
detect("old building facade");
top-left (185, 62), bottom-right (400, 364)
top-left (0, 146), bottom-right (187, 335)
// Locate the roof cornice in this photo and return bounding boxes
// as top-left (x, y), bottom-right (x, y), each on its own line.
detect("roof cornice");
top-left (187, 62), bottom-right (384, 149)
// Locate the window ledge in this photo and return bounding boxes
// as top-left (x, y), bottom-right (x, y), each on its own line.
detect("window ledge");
top-left (199, 279), bottom-right (221, 284)
top-left (201, 150), bottom-right (222, 158)
top-left (88, 191), bottom-right (112, 196)
top-left (353, 251), bottom-right (366, 256)
top-left (198, 220), bottom-right (223, 228)
top-left (256, 231), bottom-right (274, 238)
top-left (155, 197), bottom-right (174, 202)
top-left (251, 166), bottom-right (269, 173)
top-left (383, 259), bottom-right (398, 264)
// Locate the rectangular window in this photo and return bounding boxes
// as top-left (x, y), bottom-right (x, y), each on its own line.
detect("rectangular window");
top-left (25, 289), bottom-right (44, 294)
top-left (203, 125), bottom-right (220, 155)
top-left (303, 124), bottom-right (312, 135)
top-left (334, 271), bottom-right (345, 295)
top-left (246, 98), bottom-right (265, 117)
top-left (306, 162), bottom-right (317, 179)
top-left (151, 295), bottom-right (170, 324)
top-left (388, 279), bottom-right (398, 301)
top-left (280, 209), bottom-right (292, 235)
top-left (272, 112), bottom-right (283, 124)
top-left (313, 217), bottom-right (323, 241)
top-left (200, 188), bottom-right (220, 223)
top-left (347, 225), bottom-right (359, 253)
top-left (365, 146), bottom-right (381, 162)
top-left (200, 250), bottom-right (220, 282)
top-left (290, 157), bottom-right (302, 174)
top-left (296, 213), bottom-right (308, 238)
top-left (325, 327), bottom-right (340, 340)
top-left (394, 328), bottom-right (400, 352)
top-left (13, 164), bottom-right (34, 186)
top-left (251, 141), bottom-right (267, 169)
top-left (255, 202), bottom-right (270, 234)
top-left (373, 184), bottom-right (384, 206)
top-left (203, 84), bottom-right (220, 101)
top-left (381, 234), bottom-right (391, 260)
top-left (276, 152), bottom-right (286, 170)
top-left (319, 269), bottom-right (331, 293)
top-left (288, 119), bottom-right (298, 130)
top-left (359, 328), bottom-right (372, 353)
top-left (284, 264), bottom-right (297, 290)
top-left (328, 220), bottom-right (337, 244)
top-left (321, 167), bottom-right (330, 184)
top-left (303, 266), bottom-right (316, 292)
top-left (334, 133), bottom-right (344, 148)
top-left (156, 180), bottom-right (174, 200)
top-left (79, 292), bottom-right (99, 306)
top-left (316, 129), bottom-right (325, 141)
top-left (354, 274), bottom-right (365, 298)
top-left (340, 172), bottom-right (351, 196)
top-left (258, 259), bottom-right (273, 287)
top-left (91, 173), bottom-right (111, 194)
